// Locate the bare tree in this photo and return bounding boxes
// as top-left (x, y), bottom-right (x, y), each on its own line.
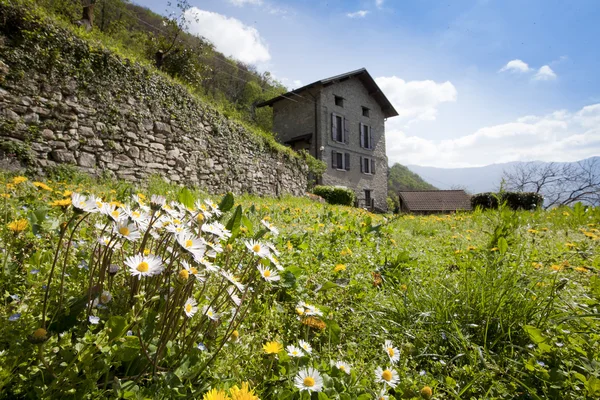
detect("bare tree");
top-left (503, 158), bottom-right (600, 208)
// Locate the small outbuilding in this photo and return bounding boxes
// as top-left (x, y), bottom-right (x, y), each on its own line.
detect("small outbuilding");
top-left (398, 190), bottom-right (472, 214)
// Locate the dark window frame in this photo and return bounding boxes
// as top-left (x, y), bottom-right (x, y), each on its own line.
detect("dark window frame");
top-left (334, 95), bottom-right (344, 107)
top-left (362, 107), bottom-right (370, 117)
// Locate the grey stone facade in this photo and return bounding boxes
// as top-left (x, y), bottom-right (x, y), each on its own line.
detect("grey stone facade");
top-left (263, 70), bottom-right (398, 211)
top-left (0, 24), bottom-right (308, 197)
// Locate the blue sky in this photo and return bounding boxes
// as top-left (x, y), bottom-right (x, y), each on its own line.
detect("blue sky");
top-left (140, 0), bottom-right (600, 167)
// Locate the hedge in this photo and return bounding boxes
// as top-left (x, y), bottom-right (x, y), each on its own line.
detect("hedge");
top-left (471, 192), bottom-right (544, 210)
top-left (311, 186), bottom-right (356, 206)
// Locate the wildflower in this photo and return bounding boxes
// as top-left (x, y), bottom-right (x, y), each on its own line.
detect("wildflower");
top-left (150, 194), bottom-right (166, 210)
top-left (294, 367), bottom-right (323, 392)
top-left (230, 330), bottom-right (240, 342)
top-left (335, 361), bottom-right (351, 374)
top-left (8, 313), bottom-right (21, 321)
top-left (383, 340), bottom-right (400, 363)
top-left (245, 240), bottom-right (269, 258)
top-left (376, 392), bottom-right (389, 400)
top-left (125, 254), bottom-right (164, 278)
top-left (100, 291), bottom-right (112, 304)
top-left (7, 219), bottom-right (28, 233)
top-left (202, 222), bottom-right (231, 239)
top-left (467, 246), bottom-right (477, 251)
top-left (261, 219), bottom-right (279, 235)
top-left (203, 305), bottom-right (219, 321)
top-left (202, 388), bottom-right (230, 400)
top-left (33, 182), bottom-right (53, 191)
top-left (265, 242), bottom-right (280, 256)
top-left (197, 343), bottom-right (207, 351)
top-left (114, 220), bottom-right (141, 241)
top-left (89, 315), bottom-right (100, 324)
top-left (0, 193), bottom-right (9, 199)
top-left (12, 176), bottom-right (27, 184)
top-left (286, 241), bottom-right (293, 250)
top-left (421, 386), bottom-right (433, 398)
top-left (286, 345), bottom-right (304, 358)
top-left (227, 287), bottom-right (242, 307)
top-left (298, 339), bottom-right (312, 354)
top-left (182, 260), bottom-right (204, 282)
top-left (304, 303), bottom-right (323, 317)
top-left (176, 231), bottom-right (207, 256)
top-left (551, 264), bottom-right (563, 271)
top-left (301, 316), bottom-right (327, 331)
top-left (334, 264), bottom-right (346, 272)
top-left (528, 229), bottom-right (538, 234)
top-left (263, 341), bottom-right (282, 355)
top-left (257, 265), bottom-right (280, 282)
top-left (375, 366), bottom-right (400, 388)
top-left (267, 254), bottom-right (283, 271)
top-left (229, 382), bottom-right (258, 400)
top-left (28, 328), bottom-right (48, 344)
top-left (565, 242), bottom-right (577, 249)
top-left (71, 193), bottom-right (96, 213)
top-left (184, 297), bottom-right (198, 318)
top-left (49, 198), bottom-right (72, 208)
top-left (220, 270), bottom-right (244, 291)
top-left (574, 266), bottom-right (589, 273)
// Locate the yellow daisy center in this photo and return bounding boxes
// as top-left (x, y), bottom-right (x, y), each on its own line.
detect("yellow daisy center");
top-left (382, 370), bottom-right (393, 382)
top-left (339, 365), bottom-right (346, 371)
top-left (111, 210), bottom-right (120, 218)
top-left (207, 310), bottom-right (213, 317)
top-left (303, 377), bottom-right (315, 387)
top-left (119, 226), bottom-right (130, 236)
top-left (185, 304), bottom-right (192, 313)
top-left (179, 269), bottom-right (189, 280)
top-left (133, 211), bottom-right (140, 218)
top-left (252, 244), bottom-right (261, 253)
top-left (185, 239), bottom-right (193, 248)
top-left (388, 347), bottom-right (394, 357)
top-left (190, 267), bottom-right (198, 274)
top-left (137, 262), bottom-right (149, 272)
top-left (263, 270), bottom-right (271, 277)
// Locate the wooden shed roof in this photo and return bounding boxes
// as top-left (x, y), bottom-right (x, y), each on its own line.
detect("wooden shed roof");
top-left (399, 190), bottom-right (472, 212)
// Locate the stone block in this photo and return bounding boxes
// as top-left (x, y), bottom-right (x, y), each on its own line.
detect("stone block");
top-left (79, 126), bottom-right (94, 137)
top-left (150, 142), bottom-right (165, 151)
top-left (153, 121), bottom-right (171, 135)
top-left (127, 146), bottom-right (140, 158)
top-left (114, 154), bottom-right (134, 167)
top-left (50, 150), bottom-right (76, 164)
top-left (78, 152), bottom-right (96, 168)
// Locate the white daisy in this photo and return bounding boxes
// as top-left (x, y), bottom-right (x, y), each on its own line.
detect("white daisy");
top-left (202, 222), bottom-right (231, 239)
top-left (267, 254), bottom-right (284, 271)
top-left (176, 231), bottom-right (207, 256)
top-left (194, 200), bottom-right (213, 220)
top-left (286, 345), bottom-right (304, 358)
top-left (125, 254), bottom-right (164, 279)
top-left (195, 255), bottom-right (220, 273)
top-left (220, 270), bottom-right (245, 291)
top-left (265, 242), bottom-right (280, 256)
top-left (100, 291), bottom-right (112, 304)
top-left (294, 367), bottom-right (323, 392)
top-left (183, 297), bottom-right (198, 317)
top-left (244, 239), bottom-right (270, 258)
top-left (305, 304), bottom-right (323, 317)
top-left (227, 287), bottom-right (242, 307)
top-left (114, 220), bottom-right (141, 241)
top-left (98, 236), bottom-right (122, 250)
top-left (202, 305), bottom-right (219, 321)
top-left (71, 193), bottom-right (98, 213)
top-left (123, 206), bottom-right (150, 229)
top-left (374, 366), bottom-right (400, 388)
top-left (383, 340), bottom-right (400, 364)
top-left (182, 260), bottom-right (205, 282)
top-left (257, 265), bottom-right (280, 282)
top-left (204, 199), bottom-right (222, 217)
top-left (150, 194), bottom-right (166, 210)
top-left (261, 220), bottom-right (279, 235)
top-left (335, 361), bottom-right (351, 374)
top-left (298, 339), bottom-right (312, 354)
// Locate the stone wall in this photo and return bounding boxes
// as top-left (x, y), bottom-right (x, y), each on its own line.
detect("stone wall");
top-left (0, 4), bottom-right (308, 196)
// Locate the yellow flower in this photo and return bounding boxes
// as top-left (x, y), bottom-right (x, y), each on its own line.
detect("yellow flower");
top-left (229, 382), bottom-right (258, 400)
top-left (527, 229), bottom-right (538, 234)
top-left (420, 386), bottom-right (433, 398)
top-left (263, 341), bottom-right (282, 355)
top-left (490, 247), bottom-right (498, 252)
top-left (12, 176), bottom-right (27, 184)
top-left (230, 330), bottom-right (239, 342)
top-left (400, 284), bottom-right (408, 292)
top-left (334, 264), bottom-right (346, 272)
top-left (49, 198), bottom-right (72, 208)
top-left (263, 216), bottom-right (271, 221)
top-left (0, 193), bottom-right (10, 199)
top-left (143, 248), bottom-right (151, 256)
top-left (63, 190), bottom-right (73, 197)
top-left (203, 388), bottom-right (231, 400)
top-left (5, 183), bottom-right (14, 190)
top-left (532, 262), bottom-right (543, 269)
top-left (565, 242), bottom-right (577, 248)
top-left (467, 246), bottom-right (477, 251)
top-left (454, 250), bottom-right (462, 254)
top-left (286, 241), bottom-right (293, 251)
top-left (551, 264), bottom-right (563, 271)
top-left (33, 182), bottom-right (53, 191)
top-left (583, 231), bottom-right (598, 239)
top-left (574, 267), bottom-right (588, 273)
top-left (7, 219), bottom-right (28, 233)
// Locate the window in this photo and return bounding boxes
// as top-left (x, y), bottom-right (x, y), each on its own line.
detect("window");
top-left (331, 150), bottom-right (350, 171)
top-left (360, 156), bottom-right (375, 174)
top-left (331, 113), bottom-right (348, 143)
top-left (362, 107), bottom-right (370, 117)
top-left (335, 95), bottom-right (344, 107)
top-left (360, 123), bottom-right (373, 149)
top-left (364, 189), bottom-right (372, 204)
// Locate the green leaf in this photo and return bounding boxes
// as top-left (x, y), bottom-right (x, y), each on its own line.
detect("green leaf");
top-left (117, 336), bottom-right (141, 362)
top-left (356, 395), bottom-right (371, 400)
top-left (241, 215), bottom-right (253, 234)
top-left (498, 237), bottom-right (508, 254)
top-left (218, 192), bottom-right (235, 213)
top-left (226, 205), bottom-right (243, 240)
top-left (106, 316), bottom-right (127, 341)
top-left (317, 393), bottom-right (331, 400)
top-left (177, 187), bottom-right (195, 209)
top-left (522, 325), bottom-right (547, 344)
top-left (318, 281), bottom-right (338, 292)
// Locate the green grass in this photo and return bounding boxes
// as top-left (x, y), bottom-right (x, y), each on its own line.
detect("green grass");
top-left (0, 171), bottom-right (599, 399)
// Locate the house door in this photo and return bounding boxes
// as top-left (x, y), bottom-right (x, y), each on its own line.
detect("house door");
top-left (364, 190), bottom-right (372, 208)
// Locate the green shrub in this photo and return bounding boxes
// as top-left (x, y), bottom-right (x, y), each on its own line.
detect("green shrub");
top-left (472, 191), bottom-right (544, 210)
top-left (312, 185), bottom-right (356, 206)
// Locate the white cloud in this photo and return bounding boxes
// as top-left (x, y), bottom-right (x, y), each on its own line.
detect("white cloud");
top-left (228, 0), bottom-right (263, 6)
top-left (185, 8), bottom-right (270, 64)
top-left (499, 59), bottom-right (531, 73)
top-left (346, 10), bottom-right (369, 18)
top-left (533, 65), bottom-right (557, 81)
top-left (375, 76), bottom-right (457, 128)
top-left (386, 104), bottom-right (600, 167)
top-left (375, 0), bottom-right (385, 8)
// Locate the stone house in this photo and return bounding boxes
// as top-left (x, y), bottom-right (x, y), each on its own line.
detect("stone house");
top-left (398, 190), bottom-right (472, 214)
top-left (257, 68), bottom-right (398, 211)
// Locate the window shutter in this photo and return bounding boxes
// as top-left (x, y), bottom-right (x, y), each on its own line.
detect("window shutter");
top-left (368, 126), bottom-right (373, 150)
top-left (359, 123), bottom-right (364, 148)
top-left (343, 118), bottom-right (349, 144)
top-left (331, 114), bottom-right (337, 141)
top-left (331, 150), bottom-right (337, 169)
top-left (371, 159), bottom-right (375, 174)
top-left (344, 153), bottom-right (350, 171)
top-left (360, 156), bottom-right (364, 173)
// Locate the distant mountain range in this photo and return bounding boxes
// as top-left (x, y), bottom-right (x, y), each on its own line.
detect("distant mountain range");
top-left (406, 157), bottom-right (600, 195)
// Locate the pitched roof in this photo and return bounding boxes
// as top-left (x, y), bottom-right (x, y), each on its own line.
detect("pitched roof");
top-left (256, 68), bottom-right (399, 118)
top-left (399, 190), bottom-right (472, 212)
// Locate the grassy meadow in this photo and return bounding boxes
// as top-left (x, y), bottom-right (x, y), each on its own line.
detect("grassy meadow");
top-left (0, 170), bottom-right (599, 399)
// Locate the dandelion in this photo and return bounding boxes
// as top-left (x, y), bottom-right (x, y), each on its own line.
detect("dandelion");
top-left (375, 366), bottom-right (400, 388)
top-left (202, 388), bottom-right (230, 400)
top-left (33, 182), bottom-right (52, 191)
top-left (203, 305), bottom-right (219, 320)
top-left (125, 254), bottom-right (164, 278)
top-left (383, 340), bottom-right (400, 363)
top-left (0, 193), bottom-right (9, 199)
top-left (334, 264), bottom-right (346, 272)
top-left (12, 176), bottom-right (27, 184)
top-left (287, 345), bottom-right (304, 357)
top-left (263, 341), bottom-right (282, 355)
top-left (184, 297), bottom-right (198, 318)
top-left (335, 361), bottom-right (351, 374)
top-left (229, 382), bottom-right (258, 400)
top-left (294, 367), bottom-right (323, 392)
top-left (301, 316), bottom-right (327, 331)
top-left (257, 265), bottom-right (280, 282)
top-left (298, 339), bottom-right (312, 354)
top-left (49, 198), bottom-right (72, 208)
top-left (244, 239), bottom-right (269, 258)
top-left (7, 219), bottom-right (28, 233)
